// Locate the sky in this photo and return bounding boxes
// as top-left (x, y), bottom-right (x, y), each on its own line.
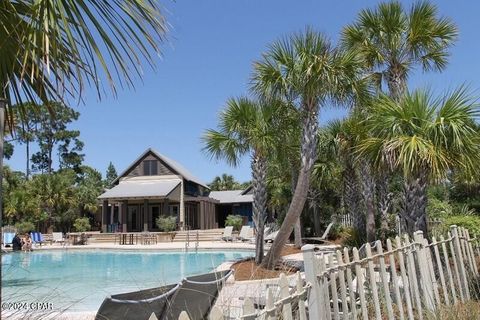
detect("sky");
top-left (6, 0), bottom-right (480, 184)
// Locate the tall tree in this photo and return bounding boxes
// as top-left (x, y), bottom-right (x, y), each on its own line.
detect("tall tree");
top-left (104, 162), bottom-right (118, 188)
top-left (208, 174), bottom-right (242, 191)
top-left (357, 88), bottom-right (480, 236)
top-left (203, 98), bottom-right (281, 264)
top-left (342, 0), bottom-right (458, 238)
top-left (30, 102), bottom-right (84, 174)
top-left (252, 29), bottom-right (367, 269)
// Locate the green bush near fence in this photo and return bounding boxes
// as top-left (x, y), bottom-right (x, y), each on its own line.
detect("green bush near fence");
top-left (442, 215), bottom-right (480, 239)
top-left (225, 214), bottom-right (243, 231)
top-left (156, 216), bottom-right (177, 232)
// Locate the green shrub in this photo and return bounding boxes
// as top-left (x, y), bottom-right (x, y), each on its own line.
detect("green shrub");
top-left (427, 198), bottom-right (453, 219)
top-left (442, 215), bottom-right (480, 239)
top-left (73, 217), bottom-right (91, 232)
top-left (156, 216), bottom-right (177, 232)
top-left (225, 214), bottom-right (243, 231)
top-left (15, 221), bottom-right (35, 234)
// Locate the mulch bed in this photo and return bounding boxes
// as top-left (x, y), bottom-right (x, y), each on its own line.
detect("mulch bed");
top-left (231, 245), bottom-right (302, 281)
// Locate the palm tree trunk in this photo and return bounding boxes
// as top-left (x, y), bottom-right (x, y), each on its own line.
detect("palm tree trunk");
top-left (343, 158), bottom-right (363, 236)
top-left (401, 171), bottom-right (428, 237)
top-left (387, 65), bottom-right (406, 102)
top-left (290, 167), bottom-right (302, 248)
top-left (261, 106), bottom-right (318, 269)
top-left (0, 97), bottom-right (6, 306)
top-left (359, 161), bottom-right (376, 242)
top-left (376, 171), bottom-right (392, 241)
top-left (252, 152), bottom-right (267, 265)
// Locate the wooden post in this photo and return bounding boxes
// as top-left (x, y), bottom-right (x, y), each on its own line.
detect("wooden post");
top-left (302, 244), bottom-right (324, 320)
top-left (143, 199), bottom-right (149, 231)
top-left (413, 231), bottom-right (435, 311)
top-left (451, 225), bottom-right (470, 300)
top-left (102, 200), bottom-right (109, 233)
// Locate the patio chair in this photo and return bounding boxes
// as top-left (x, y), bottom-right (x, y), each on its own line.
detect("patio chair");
top-left (264, 230), bottom-right (279, 243)
top-left (248, 227), bottom-right (271, 244)
top-left (236, 226), bottom-right (252, 242)
top-left (221, 226), bottom-right (234, 242)
top-left (30, 232), bottom-right (45, 246)
top-left (2, 232), bottom-right (15, 247)
top-left (95, 283), bottom-right (180, 320)
top-left (302, 222), bottom-right (335, 244)
top-left (52, 232), bottom-right (66, 245)
top-left (163, 270), bottom-right (233, 320)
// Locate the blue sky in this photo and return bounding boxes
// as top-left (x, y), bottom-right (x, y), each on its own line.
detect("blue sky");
top-left (6, 0), bottom-right (480, 184)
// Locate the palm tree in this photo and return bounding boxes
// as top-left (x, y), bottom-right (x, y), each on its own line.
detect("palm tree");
top-left (342, 0), bottom-right (458, 101)
top-left (342, 1), bottom-right (458, 238)
top-left (203, 97), bottom-right (281, 264)
top-left (208, 174), bottom-right (241, 191)
top-left (252, 29), bottom-right (368, 269)
top-left (357, 88), bottom-right (480, 236)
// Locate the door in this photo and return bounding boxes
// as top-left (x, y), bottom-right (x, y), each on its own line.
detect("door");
top-left (128, 206), bottom-right (139, 231)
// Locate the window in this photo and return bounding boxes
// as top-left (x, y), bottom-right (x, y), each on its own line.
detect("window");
top-left (151, 206), bottom-right (160, 229)
top-left (143, 160), bottom-right (158, 175)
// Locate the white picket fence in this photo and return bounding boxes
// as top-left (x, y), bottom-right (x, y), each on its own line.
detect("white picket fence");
top-left (149, 224), bottom-right (478, 320)
top-left (304, 225), bottom-right (479, 320)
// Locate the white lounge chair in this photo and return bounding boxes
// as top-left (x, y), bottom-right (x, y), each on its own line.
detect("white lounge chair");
top-left (264, 230), bottom-right (279, 243)
top-left (52, 232), bottom-right (66, 245)
top-left (221, 226), bottom-right (234, 242)
top-left (236, 226), bottom-right (252, 242)
top-left (302, 222), bottom-right (335, 244)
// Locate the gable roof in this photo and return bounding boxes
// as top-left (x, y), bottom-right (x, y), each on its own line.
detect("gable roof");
top-left (98, 178), bottom-right (181, 200)
top-left (112, 148), bottom-right (209, 189)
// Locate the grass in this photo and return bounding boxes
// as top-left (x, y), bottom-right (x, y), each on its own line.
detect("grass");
top-left (424, 301), bottom-right (480, 320)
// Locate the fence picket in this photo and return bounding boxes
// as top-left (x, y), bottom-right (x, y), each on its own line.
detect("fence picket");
top-left (336, 250), bottom-right (350, 320)
top-left (444, 233), bottom-right (460, 304)
top-left (343, 248), bottom-right (358, 320)
top-left (296, 272), bottom-right (307, 320)
top-left (375, 240), bottom-right (395, 320)
top-left (149, 312), bottom-right (159, 320)
top-left (279, 273), bottom-right (293, 320)
top-left (465, 229), bottom-right (479, 275)
top-left (353, 248), bottom-right (368, 320)
top-left (423, 238), bottom-right (441, 306)
top-left (319, 255), bottom-right (332, 320)
top-left (265, 288), bottom-right (276, 320)
top-left (242, 298), bottom-right (255, 320)
top-left (394, 236), bottom-right (414, 320)
top-left (431, 237), bottom-right (449, 305)
top-left (413, 232), bottom-right (435, 311)
top-left (440, 233), bottom-right (458, 304)
top-left (178, 311), bottom-right (190, 320)
top-left (329, 254), bottom-right (340, 320)
top-left (404, 235), bottom-right (423, 320)
top-left (365, 243), bottom-right (382, 320)
top-left (301, 245), bottom-right (323, 320)
top-left (386, 239), bottom-right (405, 320)
top-left (451, 226), bottom-right (470, 300)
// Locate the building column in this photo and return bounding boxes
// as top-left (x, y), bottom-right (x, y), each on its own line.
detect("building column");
top-left (102, 200), bottom-right (109, 233)
top-left (121, 200), bottom-right (128, 232)
top-left (143, 199), bottom-right (149, 231)
top-left (199, 201), bottom-right (205, 230)
top-left (110, 204), bottom-right (114, 226)
top-left (179, 180), bottom-right (185, 230)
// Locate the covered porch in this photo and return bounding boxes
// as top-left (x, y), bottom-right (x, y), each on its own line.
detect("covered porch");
top-left (98, 176), bottom-right (218, 232)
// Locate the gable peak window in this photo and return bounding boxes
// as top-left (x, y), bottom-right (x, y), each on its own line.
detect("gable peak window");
top-left (143, 160), bottom-right (158, 176)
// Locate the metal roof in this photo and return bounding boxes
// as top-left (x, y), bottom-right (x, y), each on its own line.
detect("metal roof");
top-left (209, 190), bottom-right (253, 204)
top-left (98, 178), bottom-right (181, 200)
top-left (112, 148), bottom-right (209, 189)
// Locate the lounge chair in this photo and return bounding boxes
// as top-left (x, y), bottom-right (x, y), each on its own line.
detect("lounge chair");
top-left (236, 226), bottom-right (252, 242)
top-left (221, 226), bottom-right (234, 242)
top-left (52, 232), bottom-right (66, 245)
top-left (95, 283), bottom-right (180, 320)
top-left (2, 232), bottom-right (15, 247)
top-left (302, 222), bottom-right (335, 244)
top-left (248, 227), bottom-right (271, 244)
top-left (30, 232), bottom-right (45, 246)
top-left (163, 270), bottom-right (233, 320)
top-left (264, 230), bottom-right (279, 243)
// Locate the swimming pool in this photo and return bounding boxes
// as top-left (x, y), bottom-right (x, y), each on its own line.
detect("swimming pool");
top-left (1, 249), bottom-right (252, 312)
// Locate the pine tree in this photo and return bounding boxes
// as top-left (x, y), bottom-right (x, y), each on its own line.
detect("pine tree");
top-left (104, 162), bottom-right (118, 188)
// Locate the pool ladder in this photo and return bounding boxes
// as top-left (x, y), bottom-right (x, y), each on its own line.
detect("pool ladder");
top-left (184, 228), bottom-right (199, 252)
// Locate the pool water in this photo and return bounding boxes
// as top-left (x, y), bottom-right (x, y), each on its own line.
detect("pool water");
top-left (1, 249), bottom-right (252, 312)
